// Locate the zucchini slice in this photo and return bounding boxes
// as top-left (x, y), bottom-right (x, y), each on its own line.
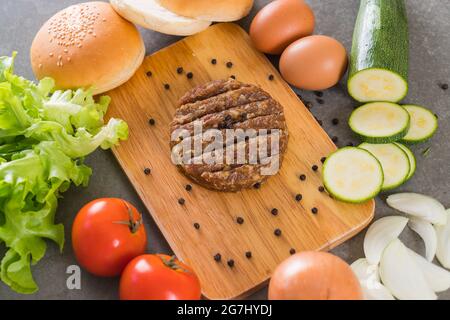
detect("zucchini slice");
top-left (359, 143), bottom-right (410, 191)
top-left (394, 142), bottom-right (416, 181)
top-left (349, 102), bottom-right (410, 144)
top-left (323, 147), bottom-right (383, 203)
top-left (401, 105), bottom-right (438, 144)
top-left (348, 0), bottom-right (409, 103)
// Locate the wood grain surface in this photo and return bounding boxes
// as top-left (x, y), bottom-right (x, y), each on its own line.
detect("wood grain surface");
top-left (107, 23), bottom-right (375, 300)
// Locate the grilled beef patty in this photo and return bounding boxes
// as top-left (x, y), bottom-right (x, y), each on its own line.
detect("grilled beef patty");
top-left (170, 79), bottom-right (289, 192)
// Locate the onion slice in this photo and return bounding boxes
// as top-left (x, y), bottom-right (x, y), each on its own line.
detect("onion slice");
top-left (364, 216), bottom-right (409, 265)
top-left (408, 217), bottom-right (437, 261)
top-left (407, 248), bottom-right (450, 293)
top-left (379, 239), bottom-right (437, 300)
top-left (387, 193), bottom-right (447, 226)
top-left (351, 259), bottom-right (395, 300)
top-left (436, 209), bottom-right (450, 269)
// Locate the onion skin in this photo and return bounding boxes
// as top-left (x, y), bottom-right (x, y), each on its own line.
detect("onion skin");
top-left (269, 252), bottom-right (363, 300)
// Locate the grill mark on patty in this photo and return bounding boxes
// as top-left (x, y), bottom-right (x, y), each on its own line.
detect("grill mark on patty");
top-left (174, 86), bottom-right (270, 119)
top-left (178, 79), bottom-right (250, 106)
top-left (171, 99), bottom-right (283, 133)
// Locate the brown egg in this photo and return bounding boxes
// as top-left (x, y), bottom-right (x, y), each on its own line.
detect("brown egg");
top-left (250, 0), bottom-right (315, 55)
top-left (280, 35), bottom-right (348, 91)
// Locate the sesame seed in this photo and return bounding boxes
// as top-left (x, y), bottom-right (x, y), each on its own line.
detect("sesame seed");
top-left (271, 208), bottom-right (279, 216)
top-left (319, 186), bottom-right (325, 192)
top-left (236, 217), bottom-right (244, 225)
top-left (312, 165), bottom-right (319, 172)
top-left (253, 182), bottom-right (261, 189)
top-left (194, 223), bottom-right (200, 230)
top-left (268, 74), bottom-right (274, 81)
top-left (214, 254), bottom-right (221, 262)
top-left (143, 168), bottom-right (151, 175)
top-left (295, 194), bottom-right (302, 202)
top-left (230, 75), bottom-right (236, 79)
top-left (226, 61), bottom-right (233, 68)
top-left (164, 83), bottom-right (170, 90)
top-left (185, 184), bottom-right (192, 191)
top-left (311, 207), bottom-right (318, 214)
top-left (187, 72), bottom-right (193, 79)
top-left (211, 58), bottom-right (217, 65)
top-left (227, 260), bottom-right (235, 268)
top-left (290, 248), bottom-right (296, 255)
top-left (299, 174), bottom-right (306, 181)
top-left (178, 198), bottom-right (185, 205)
top-left (321, 157), bottom-right (327, 163)
top-left (245, 251), bottom-right (252, 259)
top-left (148, 118), bottom-right (156, 126)
top-left (332, 118), bottom-right (339, 125)
top-left (146, 71), bottom-right (152, 77)
top-left (274, 229), bottom-right (282, 237)
top-left (176, 67), bottom-right (183, 74)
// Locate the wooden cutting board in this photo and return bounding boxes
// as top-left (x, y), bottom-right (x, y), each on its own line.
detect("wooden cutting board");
top-left (107, 23), bottom-right (374, 300)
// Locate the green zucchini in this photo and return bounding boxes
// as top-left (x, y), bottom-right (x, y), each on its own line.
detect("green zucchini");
top-left (348, 0), bottom-right (409, 103)
top-left (394, 142), bottom-right (416, 181)
top-left (401, 105), bottom-right (438, 144)
top-left (359, 143), bottom-right (410, 191)
top-left (349, 102), bottom-right (410, 144)
top-left (323, 147), bottom-right (384, 203)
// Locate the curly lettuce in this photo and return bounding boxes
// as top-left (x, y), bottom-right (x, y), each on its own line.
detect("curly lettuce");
top-left (0, 53), bottom-right (128, 294)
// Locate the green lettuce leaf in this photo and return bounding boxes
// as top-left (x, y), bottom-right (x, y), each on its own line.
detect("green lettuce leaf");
top-left (0, 54), bottom-right (128, 294)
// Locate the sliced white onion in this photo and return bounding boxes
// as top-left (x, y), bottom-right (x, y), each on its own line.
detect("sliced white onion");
top-left (387, 193), bottom-right (447, 226)
top-left (436, 209), bottom-right (450, 269)
top-left (408, 217), bottom-right (437, 262)
top-left (351, 259), bottom-right (395, 300)
top-left (364, 216), bottom-right (409, 265)
top-left (407, 248), bottom-right (450, 293)
top-left (379, 239), bottom-right (437, 300)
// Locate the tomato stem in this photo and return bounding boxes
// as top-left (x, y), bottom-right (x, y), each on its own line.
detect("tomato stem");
top-left (161, 255), bottom-right (190, 273)
top-left (112, 201), bottom-right (143, 234)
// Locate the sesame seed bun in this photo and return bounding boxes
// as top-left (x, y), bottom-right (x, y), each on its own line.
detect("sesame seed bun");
top-left (157, 0), bottom-right (254, 22)
top-left (30, 2), bottom-right (145, 95)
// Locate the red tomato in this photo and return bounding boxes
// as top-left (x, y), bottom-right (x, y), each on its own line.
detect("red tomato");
top-left (119, 254), bottom-right (201, 300)
top-left (72, 198), bottom-right (147, 277)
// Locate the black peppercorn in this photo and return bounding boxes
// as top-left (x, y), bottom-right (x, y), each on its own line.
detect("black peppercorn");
top-left (253, 182), bottom-right (261, 189)
top-left (321, 157), bottom-right (327, 164)
top-left (318, 186), bottom-right (325, 192)
top-left (311, 207), bottom-right (318, 214)
top-left (214, 253), bottom-right (221, 262)
top-left (185, 184), bottom-right (192, 191)
top-left (178, 198), bottom-right (185, 205)
top-left (176, 67), bottom-right (183, 74)
top-left (146, 71), bottom-right (152, 77)
top-left (164, 83), bottom-right (170, 90)
top-left (144, 168), bottom-right (151, 175)
top-left (271, 208), bottom-right (279, 216)
top-left (245, 251), bottom-right (252, 259)
top-left (148, 118), bottom-right (156, 126)
top-left (236, 217), bottom-right (244, 224)
top-left (289, 248), bottom-right (296, 255)
top-left (299, 174), bottom-right (306, 181)
top-left (187, 72), bottom-right (193, 79)
top-left (304, 101), bottom-right (313, 109)
top-left (312, 165), bottom-right (319, 172)
top-left (268, 74), bottom-right (274, 81)
top-left (274, 229), bottom-right (282, 237)
top-left (295, 194), bottom-right (303, 202)
top-left (193, 223), bottom-right (200, 230)
top-left (314, 91), bottom-right (324, 97)
top-left (211, 58), bottom-right (217, 65)
top-left (332, 118), bottom-right (339, 125)
top-left (226, 61), bottom-right (233, 68)
top-left (227, 259), bottom-right (235, 268)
